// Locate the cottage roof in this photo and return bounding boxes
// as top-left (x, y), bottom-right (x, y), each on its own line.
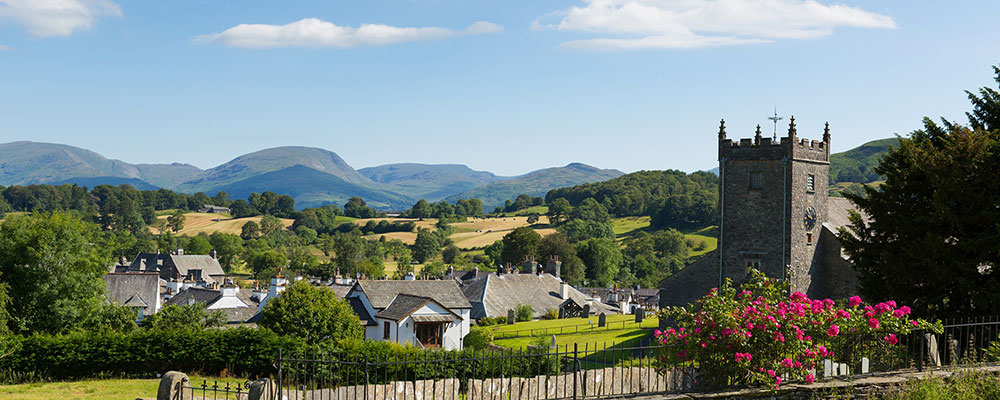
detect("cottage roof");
top-left (103, 272), bottom-right (160, 316)
top-left (354, 280), bottom-right (471, 309)
top-left (375, 294), bottom-right (461, 322)
top-left (464, 273), bottom-right (615, 319)
top-left (328, 284), bottom-right (353, 299)
top-left (169, 255), bottom-right (226, 277)
top-left (348, 296), bottom-right (377, 326)
top-left (163, 287), bottom-right (256, 309)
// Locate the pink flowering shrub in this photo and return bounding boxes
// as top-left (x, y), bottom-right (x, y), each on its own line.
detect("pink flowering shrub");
top-left (654, 269), bottom-right (938, 388)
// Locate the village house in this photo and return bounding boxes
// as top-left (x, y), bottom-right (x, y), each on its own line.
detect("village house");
top-left (127, 249), bottom-right (227, 288)
top-left (462, 259), bottom-right (615, 320)
top-left (579, 287), bottom-right (660, 315)
top-left (103, 272), bottom-right (162, 321)
top-left (345, 280), bottom-right (472, 350)
top-left (198, 204), bottom-right (231, 214)
top-left (163, 280), bottom-right (260, 325)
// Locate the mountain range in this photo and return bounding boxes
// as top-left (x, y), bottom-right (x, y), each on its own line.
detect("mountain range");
top-left (0, 141), bottom-right (623, 210)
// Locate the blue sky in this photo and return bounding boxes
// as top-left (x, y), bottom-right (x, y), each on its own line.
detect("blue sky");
top-left (0, 1), bottom-right (998, 175)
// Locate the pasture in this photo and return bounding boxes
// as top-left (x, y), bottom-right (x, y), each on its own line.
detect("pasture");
top-left (150, 213), bottom-right (294, 236)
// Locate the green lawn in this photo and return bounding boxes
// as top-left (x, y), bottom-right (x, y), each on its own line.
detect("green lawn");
top-left (509, 205), bottom-right (548, 216)
top-left (684, 226), bottom-right (718, 258)
top-left (488, 314), bottom-right (659, 354)
top-left (0, 376), bottom-right (247, 400)
top-left (612, 216), bottom-right (651, 236)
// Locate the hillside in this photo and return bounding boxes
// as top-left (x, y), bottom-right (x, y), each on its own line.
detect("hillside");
top-left (211, 165), bottom-right (413, 210)
top-left (0, 141), bottom-right (145, 185)
top-left (359, 163), bottom-right (503, 201)
top-left (444, 163), bottom-right (624, 209)
top-left (134, 163), bottom-right (204, 188)
top-left (829, 137), bottom-right (899, 184)
top-left (174, 146), bottom-right (373, 193)
top-left (49, 176), bottom-right (159, 190)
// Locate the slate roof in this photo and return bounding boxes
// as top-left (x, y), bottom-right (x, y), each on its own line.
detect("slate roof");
top-left (464, 273), bottom-right (615, 319)
top-left (328, 284), bottom-right (352, 299)
top-left (375, 294), bottom-right (431, 321)
top-left (169, 255), bottom-right (226, 277)
top-left (103, 273), bottom-right (160, 316)
top-left (348, 296), bottom-right (377, 326)
top-left (163, 287), bottom-right (256, 309)
top-left (354, 280), bottom-right (471, 309)
top-left (128, 253), bottom-right (165, 273)
top-left (443, 269), bottom-right (493, 284)
top-left (826, 197), bottom-right (866, 231)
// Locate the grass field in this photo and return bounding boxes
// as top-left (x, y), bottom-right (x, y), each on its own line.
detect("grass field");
top-left (612, 216), bottom-right (651, 236)
top-left (505, 205), bottom-right (548, 216)
top-left (488, 314), bottom-right (659, 353)
top-left (0, 376), bottom-right (245, 400)
top-left (683, 226), bottom-right (718, 258)
top-left (150, 213), bottom-right (294, 236)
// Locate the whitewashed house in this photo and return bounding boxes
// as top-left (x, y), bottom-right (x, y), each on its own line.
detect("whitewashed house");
top-left (346, 280), bottom-right (471, 350)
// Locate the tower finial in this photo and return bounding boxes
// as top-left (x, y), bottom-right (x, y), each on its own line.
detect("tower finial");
top-left (823, 121), bottom-right (830, 143)
top-left (787, 115), bottom-right (797, 138)
top-left (718, 118), bottom-right (726, 141)
top-left (754, 124), bottom-right (762, 144)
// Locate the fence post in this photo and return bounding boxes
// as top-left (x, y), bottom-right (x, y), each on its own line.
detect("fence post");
top-left (364, 357), bottom-right (370, 400)
top-left (573, 343), bottom-right (578, 400)
top-left (918, 329), bottom-right (925, 372)
top-left (276, 348), bottom-right (283, 399)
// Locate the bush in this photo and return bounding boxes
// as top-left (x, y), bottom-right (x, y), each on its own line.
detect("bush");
top-left (477, 316), bottom-right (507, 326)
top-left (515, 304), bottom-right (534, 322)
top-left (655, 268), bottom-right (939, 389)
top-left (464, 327), bottom-right (495, 350)
top-left (542, 308), bottom-right (559, 320)
top-left (261, 281), bottom-right (364, 344)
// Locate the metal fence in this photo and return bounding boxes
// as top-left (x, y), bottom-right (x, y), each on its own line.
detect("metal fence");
top-left (174, 378), bottom-right (252, 400)
top-left (274, 343), bottom-right (693, 400)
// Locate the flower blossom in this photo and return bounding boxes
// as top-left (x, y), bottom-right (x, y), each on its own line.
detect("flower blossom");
top-left (868, 318), bottom-right (880, 329)
top-left (827, 324), bottom-right (839, 337)
top-left (884, 333), bottom-right (899, 345)
top-left (849, 296), bottom-right (862, 307)
top-left (805, 374), bottom-right (815, 384)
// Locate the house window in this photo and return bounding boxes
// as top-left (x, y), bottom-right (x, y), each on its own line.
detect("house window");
top-left (383, 321), bottom-right (391, 340)
top-left (745, 259), bottom-right (761, 270)
top-left (806, 174), bottom-right (815, 192)
top-left (806, 233), bottom-right (813, 245)
top-left (415, 323), bottom-right (443, 348)
top-left (749, 172), bottom-right (762, 190)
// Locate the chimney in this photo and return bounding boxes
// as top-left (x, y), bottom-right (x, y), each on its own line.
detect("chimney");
top-left (177, 248), bottom-right (184, 255)
top-left (221, 280), bottom-right (239, 298)
top-left (560, 281), bottom-right (570, 300)
top-left (404, 272), bottom-right (416, 281)
top-left (209, 249), bottom-right (217, 259)
top-left (447, 265), bottom-right (454, 275)
top-left (119, 255), bottom-right (128, 265)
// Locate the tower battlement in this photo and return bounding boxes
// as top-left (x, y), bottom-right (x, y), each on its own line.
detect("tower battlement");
top-left (717, 117), bottom-right (830, 163)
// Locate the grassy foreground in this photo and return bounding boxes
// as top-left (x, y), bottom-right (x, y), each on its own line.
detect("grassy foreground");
top-left (0, 376), bottom-right (246, 400)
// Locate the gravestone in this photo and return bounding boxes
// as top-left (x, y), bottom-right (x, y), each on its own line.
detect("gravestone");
top-left (823, 359), bottom-right (833, 378)
top-left (157, 371), bottom-right (188, 400)
top-left (925, 333), bottom-right (941, 367)
top-left (551, 335), bottom-right (557, 348)
top-left (861, 357), bottom-right (870, 374)
top-left (508, 309), bottom-right (516, 324)
top-left (248, 378), bottom-right (275, 400)
top-left (582, 304), bottom-right (590, 318)
top-left (635, 309), bottom-right (643, 323)
top-left (598, 313), bottom-right (607, 327)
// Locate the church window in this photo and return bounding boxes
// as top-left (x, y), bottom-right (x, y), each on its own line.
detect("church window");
top-left (749, 172), bottom-right (762, 190)
top-left (806, 174), bottom-right (815, 192)
top-left (745, 259), bottom-right (761, 270)
top-left (806, 233), bottom-right (813, 245)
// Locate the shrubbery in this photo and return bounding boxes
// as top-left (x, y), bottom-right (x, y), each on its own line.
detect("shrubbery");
top-left (476, 316), bottom-right (507, 326)
top-left (656, 268), bottom-right (940, 388)
top-left (464, 327), bottom-right (495, 350)
top-left (515, 304), bottom-right (534, 322)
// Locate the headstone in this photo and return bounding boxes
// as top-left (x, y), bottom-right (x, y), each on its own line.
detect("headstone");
top-left (840, 363), bottom-right (849, 375)
top-left (551, 335), bottom-right (557, 348)
top-left (823, 359), bottom-right (833, 378)
top-left (248, 378), bottom-right (275, 400)
top-left (582, 304), bottom-right (590, 318)
top-left (861, 357), bottom-right (870, 374)
top-left (157, 371), bottom-right (188, 400)
top-left (635, 309), bottom-right (643, 323)
top-left (925, 333), bottom-right (942, 367)
top-left (598, 313), bottom-right (607, 327)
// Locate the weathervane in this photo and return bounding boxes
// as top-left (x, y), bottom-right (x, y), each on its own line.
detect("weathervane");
top-left (767, 105), bottom-right (783, 138)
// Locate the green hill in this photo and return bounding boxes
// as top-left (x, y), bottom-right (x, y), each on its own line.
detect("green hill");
top-left (0, 141), bottom-right (145, 185)
top-left (829, 137), bottom-right (899, 184)
top-left (359, 163), bottom-right (503, 201)
top-left (444, 163), bottom-right (624, 210)
top-left (211, 165), bottom-right (413, 210)
top-left (174, 146), bottom-right (372, 193)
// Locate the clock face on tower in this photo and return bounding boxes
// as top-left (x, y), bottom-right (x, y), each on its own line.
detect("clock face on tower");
top-left (804, 206), bottom-right (817, 230)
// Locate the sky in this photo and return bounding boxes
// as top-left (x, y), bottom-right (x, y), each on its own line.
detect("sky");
top-left (0, 0), bottom-right (998, 176)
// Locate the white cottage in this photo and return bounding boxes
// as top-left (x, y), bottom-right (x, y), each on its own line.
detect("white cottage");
top-left (346, 280), bottom-right (472, 350)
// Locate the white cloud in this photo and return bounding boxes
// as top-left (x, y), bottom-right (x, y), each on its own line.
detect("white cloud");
top-left (534, 0), bottom-right (896, 50)
top-left (197, 18), bottom-right (503, 49)
top-left (0, 0), bottom-right (121, 37)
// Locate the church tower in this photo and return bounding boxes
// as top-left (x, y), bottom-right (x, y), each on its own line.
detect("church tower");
top-left (716, 117), bottom-right (831, 295)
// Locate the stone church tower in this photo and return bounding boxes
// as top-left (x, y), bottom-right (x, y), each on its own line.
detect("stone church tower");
top-left (660, 118), bottom-right (857, 308)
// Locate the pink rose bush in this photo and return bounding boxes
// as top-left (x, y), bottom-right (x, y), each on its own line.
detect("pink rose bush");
top-left (654, 269), bottom-right (937, 388)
